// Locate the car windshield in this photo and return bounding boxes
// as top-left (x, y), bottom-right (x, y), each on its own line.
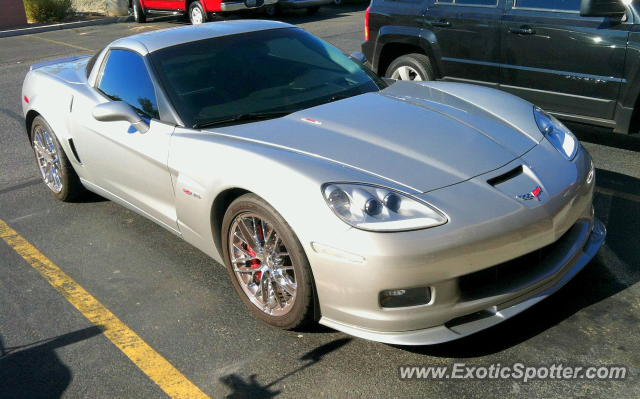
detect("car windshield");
top-left (149, 27), bottom-right (386, 128)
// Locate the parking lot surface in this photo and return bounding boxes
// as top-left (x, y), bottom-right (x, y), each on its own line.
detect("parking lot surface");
top-left (1, 5), bottom-right (639, 398)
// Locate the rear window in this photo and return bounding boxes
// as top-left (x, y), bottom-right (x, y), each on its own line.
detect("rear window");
top-left (85, 48), bottom-right (104, 78)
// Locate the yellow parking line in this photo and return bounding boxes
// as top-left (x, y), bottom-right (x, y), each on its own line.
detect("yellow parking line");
top-left (29, 35), bottom-right (93, 52)
top-left (0, 219), bottom-right (211, 399)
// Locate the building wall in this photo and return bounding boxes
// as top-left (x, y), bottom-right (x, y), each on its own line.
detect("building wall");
top-left (0, 0), bottom-right (28, 28)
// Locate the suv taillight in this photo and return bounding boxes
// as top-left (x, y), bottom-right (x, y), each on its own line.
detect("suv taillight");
top-left (365, 6), bottom-right (371, 41)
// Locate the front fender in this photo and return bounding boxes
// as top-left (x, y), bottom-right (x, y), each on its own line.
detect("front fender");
top-left (168, 128), bottom-right (416, 263)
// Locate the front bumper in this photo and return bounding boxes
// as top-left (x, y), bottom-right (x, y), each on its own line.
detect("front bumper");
top-left (220, 0), bottom-right (277, 11)
top-left (320, 218), bottom-right (605, 345)
top-left (306, 139), bottom-right (603, 345)
top-left (278, 0), bottom-right (332, 8)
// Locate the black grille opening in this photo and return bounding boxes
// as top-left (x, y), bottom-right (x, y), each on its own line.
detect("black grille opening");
top-left (458, 225), bottom-right (578, 301)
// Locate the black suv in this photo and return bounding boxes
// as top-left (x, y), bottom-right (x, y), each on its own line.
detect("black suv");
top-left (362, 0), bottom-right (640, 134)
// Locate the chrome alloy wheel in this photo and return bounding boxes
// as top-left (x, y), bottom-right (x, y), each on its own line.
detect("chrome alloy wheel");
top-left (229, 213), bottom-right (297, 316)
top-left (33, 125), bottom-right (63, 193)
top-left (391, 65), bottom-right (423, 81)
top-left (191, 7), bottom-right (204, 24)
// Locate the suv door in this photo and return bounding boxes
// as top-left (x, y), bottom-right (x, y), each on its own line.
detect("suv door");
top-left (72, 49), bottom-right (179, 233)
top-left (424, 0), bottom-right (505, 85)
top-left (501, 0), bottom-right (631, 121)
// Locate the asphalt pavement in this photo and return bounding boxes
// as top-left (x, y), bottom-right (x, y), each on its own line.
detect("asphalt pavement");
top-left (0, 5), bottom-right (639, 398)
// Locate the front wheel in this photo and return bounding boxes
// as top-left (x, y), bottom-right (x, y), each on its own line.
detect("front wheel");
top-left (222, 194), bottom-right (316, 329)
top-left (385, 53), bottom-right (434, 82)
top-left (30, 116), bottom-right (86, 202)
top-left (189, 1), bottom-right (207, 25)
top-left (133, 0), bottom-right (146, 23)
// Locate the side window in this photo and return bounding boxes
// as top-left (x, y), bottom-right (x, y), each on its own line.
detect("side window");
top-left (97, 49), bottom-right (159, 119)
top-left (514, 0), bottom-right (581, 11)
top-left (437, 0), bottom-right (498, 6)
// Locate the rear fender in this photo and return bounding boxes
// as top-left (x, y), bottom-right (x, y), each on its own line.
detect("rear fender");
top-left (22, 71), bottom-right (77, 164)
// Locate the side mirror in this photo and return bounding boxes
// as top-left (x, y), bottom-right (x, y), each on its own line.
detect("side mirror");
top-left (349, 52), bottom-right (367, 64)
top-left (92, 101), bottom-right (150, 134)
top-left (580, 0), bottom-right (626, 18)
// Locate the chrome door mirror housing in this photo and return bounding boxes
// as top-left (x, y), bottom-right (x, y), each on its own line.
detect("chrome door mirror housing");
top-left (92, 101), bottom-right (150, 134)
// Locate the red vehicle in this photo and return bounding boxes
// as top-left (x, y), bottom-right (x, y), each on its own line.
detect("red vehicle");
top-left (131, 0), bottom-right (278, 24)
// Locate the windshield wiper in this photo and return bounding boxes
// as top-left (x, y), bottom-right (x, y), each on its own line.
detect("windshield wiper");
top-left (324, 93), bottom-right (355, 105)
top-left (194, 110), bottom-right (292, 129)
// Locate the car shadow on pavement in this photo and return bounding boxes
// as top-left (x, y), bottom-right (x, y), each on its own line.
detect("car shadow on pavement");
top-left (396, 169), bottom-right (639, 358)
top-left (219, 337), bottom-right (352, 398)
top-left (0, 326), bottom-right (104, 399)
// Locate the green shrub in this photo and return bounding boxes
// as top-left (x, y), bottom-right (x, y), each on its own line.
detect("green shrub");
top-left (23, 0), bottom-right (73, 23)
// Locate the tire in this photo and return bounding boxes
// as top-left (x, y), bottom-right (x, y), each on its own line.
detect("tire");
top-left (30, 116), bottom-right (86, 202)
top-left (222, 193), bottom-right (316, 329)
top-left (264, 4), bottom-right (278, 17)
top-left (385, 53), bottom-right (434, 82)
top-left (133, 0), bottom-right (146, 23)
top-left (188, 1), bottom-right (207, 25)
top-left (306, 6), bottom-right (320, 15)
top-left (333, 0), bottom-right (342, 5)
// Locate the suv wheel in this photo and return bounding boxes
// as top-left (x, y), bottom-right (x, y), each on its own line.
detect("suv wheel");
top-left (133, 0), bottom-right (146, 23)
top-left (386, 53), bottom-right (433, 82)
top-left (189, 1), bottom-right (207, 24)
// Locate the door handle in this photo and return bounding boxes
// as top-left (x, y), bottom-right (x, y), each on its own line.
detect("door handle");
top-left (509, 26), bottom-right (536, 35)
top-left (431, 19), bottom-right (452, 27)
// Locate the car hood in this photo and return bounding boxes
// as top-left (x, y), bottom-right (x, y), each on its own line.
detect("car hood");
top-left (209, 81), bottom-right (542, 192)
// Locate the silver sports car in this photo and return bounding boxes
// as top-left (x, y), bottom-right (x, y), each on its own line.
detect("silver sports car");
top-left (22, 20), bottom-right (605, 345)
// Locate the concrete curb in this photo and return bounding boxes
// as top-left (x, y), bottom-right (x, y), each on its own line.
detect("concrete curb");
top-left (0, 15), bottom-right (134, 38)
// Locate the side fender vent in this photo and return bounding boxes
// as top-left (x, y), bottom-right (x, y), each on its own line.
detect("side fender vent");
top-left (68, 138), bottom-right (82, 164)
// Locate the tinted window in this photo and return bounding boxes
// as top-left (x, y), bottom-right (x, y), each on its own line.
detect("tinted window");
top-left (98, 49), bottom-right (159, 119)
top-left (515, 0), bottom-right (581, 11)
top-left (150, 28), bottom-right (385, 128)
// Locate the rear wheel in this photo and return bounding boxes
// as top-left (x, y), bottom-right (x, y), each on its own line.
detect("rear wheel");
top-left (222, 194), bottom-right (316, 329)
top-left (386, 53), bottom-right (433, 82)
top-left (30, 116), bottom-right (86, 202)
top-left (189, 1), bottom-right (207, 24)
top-left (133, 0), bottom-right (146, 23)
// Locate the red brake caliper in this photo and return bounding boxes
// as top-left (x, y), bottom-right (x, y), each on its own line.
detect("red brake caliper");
top-left (246, 245), bottom-right (261, 281)
top-left (245, 225), bottom-right (264, 282)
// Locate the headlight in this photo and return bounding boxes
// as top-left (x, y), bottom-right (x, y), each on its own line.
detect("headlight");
top-left (533, 106), bottom-right (578, 160)
top-left (322, 183), bottom-right (447, 232)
